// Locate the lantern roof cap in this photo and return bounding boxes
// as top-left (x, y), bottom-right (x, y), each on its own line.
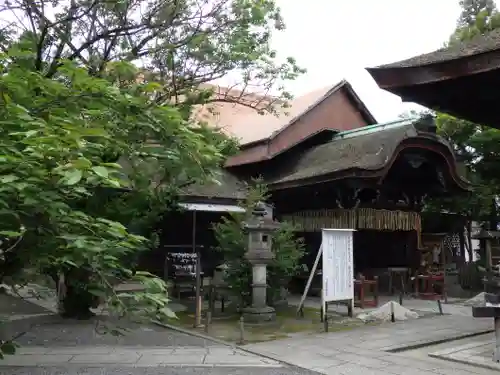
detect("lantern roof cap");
top-left (472, 229), bottom-right (500, 239)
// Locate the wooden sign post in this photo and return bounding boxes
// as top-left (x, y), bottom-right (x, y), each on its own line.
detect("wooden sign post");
top-left (296, 228), bottom-right (355, 321)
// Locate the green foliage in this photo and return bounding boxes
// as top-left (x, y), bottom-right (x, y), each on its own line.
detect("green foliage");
top-left (213, 181), bottom-right (304, 307)
top-left (0, 339), bottom-right (18, 360)
top-left (422, 113), bottom-right (495, 219)
top-left (0, 45), bottom-right (234, 354)
top-left (0, 0), bottom-right (303, 357)
top-left (0, 48), bottom-right (185, 310)
top-left (450, 0), bottom-right (500, 44)
top-left (0, 0), bottom-right (304, 114)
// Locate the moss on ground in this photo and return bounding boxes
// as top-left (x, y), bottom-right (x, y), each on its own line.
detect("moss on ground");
top-left (164, 305), bottom-right (374, 344)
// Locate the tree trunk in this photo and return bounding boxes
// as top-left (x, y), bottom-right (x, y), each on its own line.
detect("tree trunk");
top-left (55, 268), bottom-right (96, 320)
top-left (61, 283), bottom-right (95, 320)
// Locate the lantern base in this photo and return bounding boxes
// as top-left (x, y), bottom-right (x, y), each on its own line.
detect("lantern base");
top-left (242, 305), bottom-right (276, 323)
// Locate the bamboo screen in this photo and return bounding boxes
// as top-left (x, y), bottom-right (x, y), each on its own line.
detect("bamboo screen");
top-left (281, 208), bottom-right (421, 232)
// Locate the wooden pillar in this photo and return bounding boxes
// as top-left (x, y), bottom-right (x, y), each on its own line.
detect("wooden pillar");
top-left (459, 228), bottom-right (466, 266)
top-left (486, 239), bottom-right (493, 274)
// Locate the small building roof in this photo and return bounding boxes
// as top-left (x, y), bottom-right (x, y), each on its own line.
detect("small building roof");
top-left (179, 169), bottom-right (248, 202)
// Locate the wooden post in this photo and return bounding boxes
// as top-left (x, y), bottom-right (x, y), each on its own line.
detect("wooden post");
top-left (194, 295), bottom-right (202, 327)
top-left (441, 240), bottom-right (448, 303)
top-left (204, 311), bottom-right (211, 334)
top-left (437, 299), bottom-right (443, 315)
top-left (193, 210), bottom-right (202, 328)
top-left (297, 245), bottom-right (322, 316)
top-left (239, 316), bottom-right (245, 345)
top-left (347, 299), bottom-right (354, 318)
top-left (459, 228), bottom-right (466, 266)
top-left (320, 288), bottom-right (324, 323)
top-left (358, 278), bottom-right (365, 309)
top-left (208, 285), bottom-right (215, 316)
top-left (486, 239), bottom-right (493, 274)
top-left (323, 302), bottom-right (328, 332)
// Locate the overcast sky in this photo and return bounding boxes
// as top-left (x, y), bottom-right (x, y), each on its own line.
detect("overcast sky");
top-left (271, 0), bottom-right (464, 122)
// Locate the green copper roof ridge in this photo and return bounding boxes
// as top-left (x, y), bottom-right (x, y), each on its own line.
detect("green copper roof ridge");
top-left (333, 117), bottom-right (418, 140)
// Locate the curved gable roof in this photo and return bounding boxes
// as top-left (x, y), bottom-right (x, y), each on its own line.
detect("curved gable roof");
top-left (268, 119), bottom-right (470, 191)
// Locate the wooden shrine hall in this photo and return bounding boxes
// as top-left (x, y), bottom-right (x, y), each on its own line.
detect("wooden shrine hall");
top-left (154, 79), bottom-right (471, 303)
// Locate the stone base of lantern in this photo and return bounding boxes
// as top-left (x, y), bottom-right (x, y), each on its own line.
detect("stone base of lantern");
top-left (472, 293), bottom-right (500, 363)
top-left (242, 305), bottom-right (276, 324)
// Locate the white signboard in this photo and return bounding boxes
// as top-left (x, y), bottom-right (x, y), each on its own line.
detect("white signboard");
top-left (322, 229), bottom-right (355, 302)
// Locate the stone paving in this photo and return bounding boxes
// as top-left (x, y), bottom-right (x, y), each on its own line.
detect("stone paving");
top-left (2, 366), bottom-right (320, 375)
top-left (0, 345), bottom-right (282, 367)
top-left (244, 315), bottom-right (498, 375)
top-left (1, 292), bottom-right (283, 369)
top-left (429, 334), bottom-right (500, 372)
top-left (3, 289), bottom-right (500, 374)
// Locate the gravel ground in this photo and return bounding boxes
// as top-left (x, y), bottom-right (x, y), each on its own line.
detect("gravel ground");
top-left (1, 292), bottom-right (211, 347)
top-left (0, 293), bottom-right (51, 316)
top-left (0, 366), bottom-right (320, 375)
top-left (6, 316), bottom-right (211, 347)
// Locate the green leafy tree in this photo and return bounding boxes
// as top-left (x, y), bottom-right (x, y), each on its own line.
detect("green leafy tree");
top-left (0, 0), bottom-right (304, 112)
top-left (0, 52), bottom-right (212, 357)
top-left (0, 0), bottom-right (304, 321)
top-left (0, 40), bottom-right (233, 299)
top-left (457, 0), bottom-right (497, 25)
top-left (450, 0), bottom-right (500, 44)
top-left (213, 181), bottom-right (304, 308)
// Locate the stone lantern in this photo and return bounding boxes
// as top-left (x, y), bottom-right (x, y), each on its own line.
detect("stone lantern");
top-left (242, 201), bottom-right (280, 323)
top-left (472, 229), bottom-right (500, 293)
top-left (471, 229), bottom-right (500, 363)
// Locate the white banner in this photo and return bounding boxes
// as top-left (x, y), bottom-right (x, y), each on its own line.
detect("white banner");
top-left (322, 229), bottom-right (355, 302)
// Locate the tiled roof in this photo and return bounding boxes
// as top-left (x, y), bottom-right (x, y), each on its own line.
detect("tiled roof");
top-left (373, 28), bottom-right (500, 69)
top-left (179, 118), bottom-right (466, 197)
top-left (268, 119), bottom-right (431, 185)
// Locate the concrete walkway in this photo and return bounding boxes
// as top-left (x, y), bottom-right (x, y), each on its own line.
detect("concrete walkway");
top-left (244, 315), bottom-right (497, 375)
top-left (429, 333), bottom-right (500, 372)
top-left (1, 290), bottom-right (282, 368)
top-left (1, 346), bottom-right (281, 368)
